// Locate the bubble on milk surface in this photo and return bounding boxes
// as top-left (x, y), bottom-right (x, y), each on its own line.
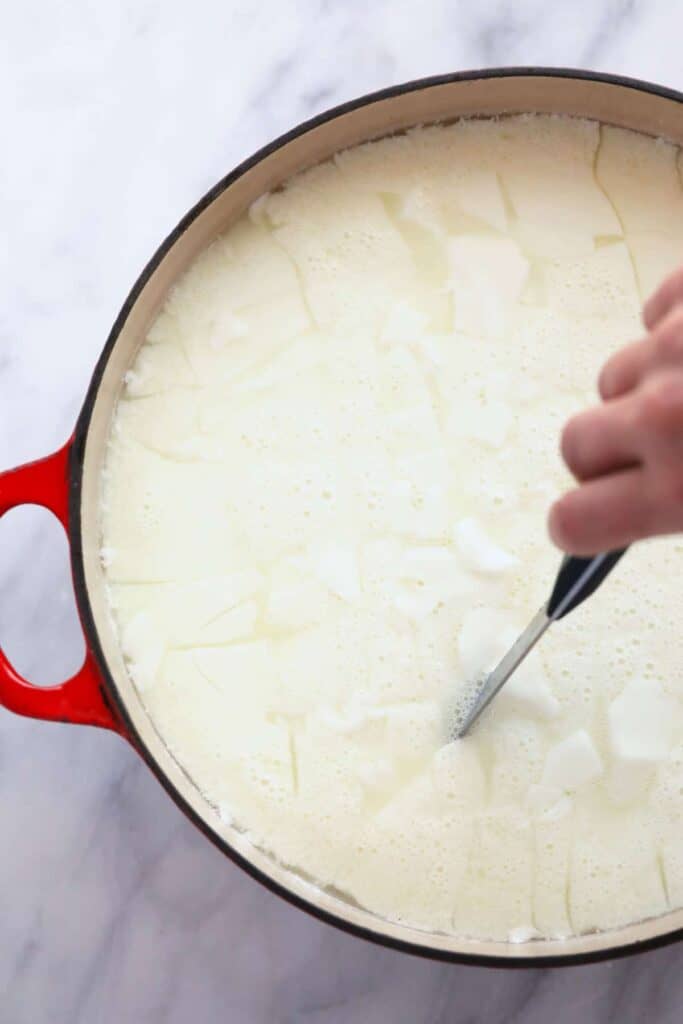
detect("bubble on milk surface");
top-left (100, 115), bottom-right (683, 943)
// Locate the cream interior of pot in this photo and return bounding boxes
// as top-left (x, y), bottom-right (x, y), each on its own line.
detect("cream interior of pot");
top-left (77, 76), bottom-right (683, 959)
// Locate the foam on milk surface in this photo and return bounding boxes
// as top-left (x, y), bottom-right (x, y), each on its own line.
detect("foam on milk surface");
top-left (101, 116), bottom-right (683, 942)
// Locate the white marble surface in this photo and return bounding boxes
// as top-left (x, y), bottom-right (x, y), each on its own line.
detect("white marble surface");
top-left (2, 1), bottom-right (683, 1020)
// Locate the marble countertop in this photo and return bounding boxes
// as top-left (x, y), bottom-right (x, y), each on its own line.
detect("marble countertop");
top-left (2, 1), bottom-right (683, 1020)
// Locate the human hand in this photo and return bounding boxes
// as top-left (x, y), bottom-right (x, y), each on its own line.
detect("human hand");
top-left (549, 265), bottom-right (683, 554)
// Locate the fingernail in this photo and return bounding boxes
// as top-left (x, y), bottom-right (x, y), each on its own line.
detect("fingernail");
top-left (598, 367), bottom-right (615, 399)
top-left (547, 504), bottom-right (564, 549)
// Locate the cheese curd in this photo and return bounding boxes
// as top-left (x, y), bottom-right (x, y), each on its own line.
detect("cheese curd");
top-left (101, 116), bottom-right (683, 941)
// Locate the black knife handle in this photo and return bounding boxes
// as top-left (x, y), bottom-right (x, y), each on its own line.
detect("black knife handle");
top-left (547, 549), bottom-right (627, 620)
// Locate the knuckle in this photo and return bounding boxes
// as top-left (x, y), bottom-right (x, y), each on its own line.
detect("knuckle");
top-left (656, 312), bottom-right (683, 361)
top-left (644, 270), bottom-right (683, 327)
top-left (640, 374), bottom-right (683, 430)
top-left (659, 269), bottom-right (683, 306)
top-left (666, 266), bottom-right (683, 295)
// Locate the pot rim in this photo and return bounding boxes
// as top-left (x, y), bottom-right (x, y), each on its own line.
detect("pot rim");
top-left (69, 66), bottom-right (683, 967)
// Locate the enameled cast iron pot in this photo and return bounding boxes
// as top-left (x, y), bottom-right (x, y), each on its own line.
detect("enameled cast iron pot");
top-left (2, 68), bottom-right (682, 967)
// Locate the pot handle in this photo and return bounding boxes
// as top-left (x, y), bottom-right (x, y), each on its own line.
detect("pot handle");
top-left (0, 441), bottom-right (121, 732)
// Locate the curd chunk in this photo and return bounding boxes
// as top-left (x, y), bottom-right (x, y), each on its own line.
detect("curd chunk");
top-left (101, 116), bottom-right (683, 942)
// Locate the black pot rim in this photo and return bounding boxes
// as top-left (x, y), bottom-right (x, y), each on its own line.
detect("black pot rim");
top-left (69, 66), bottom-right (683, 968)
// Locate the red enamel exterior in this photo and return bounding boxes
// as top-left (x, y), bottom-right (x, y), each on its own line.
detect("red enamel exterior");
top-left (0, 442), bottom-right (122, 733)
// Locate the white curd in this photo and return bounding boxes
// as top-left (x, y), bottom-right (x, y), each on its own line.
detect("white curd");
top-left (101, 115), bottom-right (683, 941)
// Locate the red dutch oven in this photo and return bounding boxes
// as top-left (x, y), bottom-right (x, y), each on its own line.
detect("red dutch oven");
top-left (2, 68), bottom-right (683, 966)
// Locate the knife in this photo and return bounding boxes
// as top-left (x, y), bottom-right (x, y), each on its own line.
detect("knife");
top-left (455, 549), bottom-right (627, 737)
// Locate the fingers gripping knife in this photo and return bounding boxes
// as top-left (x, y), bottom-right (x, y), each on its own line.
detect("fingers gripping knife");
top-left (455, 550), bottom-right (627, 737)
